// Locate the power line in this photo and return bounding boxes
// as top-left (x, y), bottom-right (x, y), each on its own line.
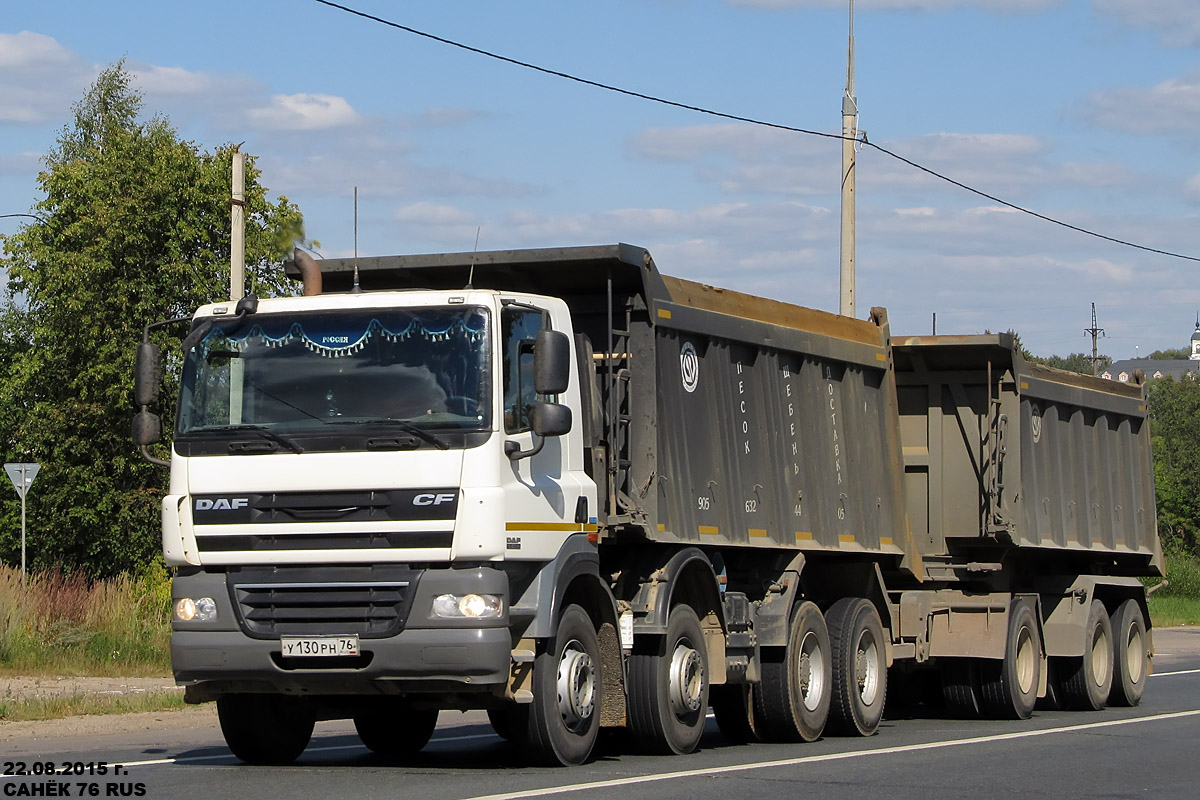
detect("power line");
top-left (311, 0), bottom-right (1200, 265)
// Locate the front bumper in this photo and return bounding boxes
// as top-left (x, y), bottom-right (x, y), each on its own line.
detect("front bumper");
top-left (171, 564), bottom-right (514, 698)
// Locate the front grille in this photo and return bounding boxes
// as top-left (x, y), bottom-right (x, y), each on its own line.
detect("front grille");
top-left (198, 531), bottom-right (452, 551)
top-left (228, 566), bottom-right (418, 638)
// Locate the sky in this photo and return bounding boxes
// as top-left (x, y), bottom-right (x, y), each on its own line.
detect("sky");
top-left (2, 0), bottom-right (1199, 359)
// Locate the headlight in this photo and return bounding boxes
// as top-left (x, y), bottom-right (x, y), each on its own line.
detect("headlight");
top-left (175, 596), bottom-right (218, 622)
top-left (431, 593), bottom-right (503, 619)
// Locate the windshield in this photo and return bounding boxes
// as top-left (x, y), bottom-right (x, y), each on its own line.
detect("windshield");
top-left (177, 306), bottom-right (491, 448)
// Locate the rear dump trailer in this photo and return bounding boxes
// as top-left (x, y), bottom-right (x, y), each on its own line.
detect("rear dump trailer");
top-left (137, 244), bottom-right (1162, 766)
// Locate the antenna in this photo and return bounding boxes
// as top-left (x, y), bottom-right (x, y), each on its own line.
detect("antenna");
top-left (466, 226), bottom-right (481, 289)
top-left (351, 187), bottom-right (363, 293)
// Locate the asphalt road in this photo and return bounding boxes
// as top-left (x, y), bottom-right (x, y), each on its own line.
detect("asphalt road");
top-left (4, 628), bottom-right (1199, 800)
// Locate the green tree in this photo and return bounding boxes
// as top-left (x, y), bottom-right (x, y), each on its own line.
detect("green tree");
top-left (1148, 347), bottom-right (1190, 360)
top-left (1026, 352), bottom-right (1112, 376)
top-left (1147, 375), bottom-right (1200, 558)
top-left (0, 62), bottom-right (305, 576)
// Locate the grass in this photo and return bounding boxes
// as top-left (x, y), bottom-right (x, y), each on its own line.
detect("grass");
top-left (0, 562), bottom-right (171, 675)
top-left (1144, 550), bottom-right (1200, 626)
top-left (0, 690), bottom-right (187, 722)
top-left (1148, 594), bottom-right (1200, 627)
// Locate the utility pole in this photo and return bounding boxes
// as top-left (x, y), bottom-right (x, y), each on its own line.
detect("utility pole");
top-left (839, 0), bottom-right (859, 318)
top-left (230, 148), bottom-right (246, 301)
top-left (1085, 302), bottom-right (1105, 376)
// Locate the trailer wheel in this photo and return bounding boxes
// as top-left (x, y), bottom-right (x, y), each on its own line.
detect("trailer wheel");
top-left (941, 659), bottom-right (985, 718)
top-left (710, 684), bottom-right (760, 744)
top-left (1109, 599), bottom-right (1148, 707)
top-left (755, 601), bottom-right (832, 742)
top-left (525, 604), bottom-right (602, 766)
top-left (354, 702), bottom-right (439, 755)
top-left (1060, 600), bottom-right (1113, 711)
top-left (825, 597), bottom-right (887, 736)
top-left (217, 694), bottom-right (315, 765)
top-left (628, 604), bottom-right (709, 754)
top-left (981, 599), bottom-right (1042, 720)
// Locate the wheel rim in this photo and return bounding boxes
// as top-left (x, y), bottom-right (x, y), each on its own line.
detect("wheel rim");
top-left (1125, 624), bottom-right (1145, 684)
top-left (1090, 625), bottom-right (1111, 688)
top-left (669, 641), bottom-right (705, 718)
top-left (1015, 626), bottom-right (1036, 695)
top-left (556, 640), bottom-right (596, 732)
top-left (797, 630), bottom-right (826, 713)
top-left (854, 629), bottom-right (880, 706)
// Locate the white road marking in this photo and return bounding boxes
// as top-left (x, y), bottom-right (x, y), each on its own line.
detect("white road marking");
top-left (454, 709), bottom-right (1200, 800)
top-left (1151, 668), bottom-right (1200, 678)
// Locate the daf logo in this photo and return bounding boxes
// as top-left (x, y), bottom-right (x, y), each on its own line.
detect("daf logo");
top-left (195, 497), bottom-right (250, 511)
top-left (413, 493), bottom-right (456, 506)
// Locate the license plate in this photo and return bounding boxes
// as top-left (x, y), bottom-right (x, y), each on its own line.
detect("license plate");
top-left (279, 636), bottom-right (360, 658)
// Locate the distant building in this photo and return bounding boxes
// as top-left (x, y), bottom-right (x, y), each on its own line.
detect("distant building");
top-left (1101, 318), bottom-right (1200, 382)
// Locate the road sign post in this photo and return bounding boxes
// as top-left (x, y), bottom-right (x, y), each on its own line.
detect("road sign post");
top-left (4, 462), bottom-right (40, 586)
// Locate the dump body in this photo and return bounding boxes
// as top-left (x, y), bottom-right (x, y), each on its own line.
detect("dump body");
top-left (295, 244), bottom-right (922, 575)
top-left (893, 334), bottom-right (1162, 575)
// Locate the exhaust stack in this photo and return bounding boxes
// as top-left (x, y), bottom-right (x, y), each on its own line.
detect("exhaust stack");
top-left (293, 250), bottom-right (323, 296)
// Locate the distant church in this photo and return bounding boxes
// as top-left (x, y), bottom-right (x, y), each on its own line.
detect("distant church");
top-left (1101, 317), bottom-right (1200, 383)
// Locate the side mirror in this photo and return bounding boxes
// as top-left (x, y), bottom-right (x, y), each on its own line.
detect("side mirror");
top-left (134, 343), bottom-right (162, 406)
top-left (534, 330), bottom-right (570, 395)
top-left (132, 409), bottom-right (163, 446)
top-left (532, 402), bottom-right (572, 438)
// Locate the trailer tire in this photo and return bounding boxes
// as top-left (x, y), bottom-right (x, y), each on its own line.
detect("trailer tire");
top-left (981, 599), bottom-right (1042, 720)
top-left (825, 597), bottom-right (887, 737)
top-left (525, 604), bottom-right (602, 766)
top-left (1060, 600), bottom-right (1113, 711)
top-left (354, 702), bottom-right (439, 755)
top-left (217, 694), bottom-right (315, 765)
top-left (1109, 599), bottom-right (1148, 707)
top-left (710, 684), bottom-right (760, 744)
top-left (941, 659), bottom-right (985, 718)
top-left (755, 601), bottom-right (831, 742)
top-left (628, 604), bottom-right (709, 754)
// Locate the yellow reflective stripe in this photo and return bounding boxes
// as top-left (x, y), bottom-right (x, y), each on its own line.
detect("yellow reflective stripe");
top-left (698, 525), bottom-right (720, 535)
top-left (748, 529), bottom-right (769, 538)
top-left (795, 531), bottom-right (814, 541)
top-left (657, 308), bottom-right (672, 319)
top-left (506, 522), bottom-right (595, 532)
top-left (838, 534), bottom-right (856, 544)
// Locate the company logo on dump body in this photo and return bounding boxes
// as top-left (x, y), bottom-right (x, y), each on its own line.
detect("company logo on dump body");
top-left (195, 497), bottom-right (249, 511)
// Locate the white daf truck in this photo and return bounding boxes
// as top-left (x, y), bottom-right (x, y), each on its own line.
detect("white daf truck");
top-left (134, 244), bottom-right (1161, 766)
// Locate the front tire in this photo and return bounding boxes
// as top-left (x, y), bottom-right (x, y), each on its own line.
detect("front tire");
top-left (217, 694), bottom-right (315, 765)
top-left (525, 604), bottom-right (602, 766)
top-left (755, 601), bottom-right (831, 742)
top-left (628, 605), bottom-right (709, 754)
top-left (825, 597), bottom-right (887, 736)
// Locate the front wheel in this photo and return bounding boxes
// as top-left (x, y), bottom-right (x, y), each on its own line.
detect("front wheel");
top-left (524, 604), bottom-right (602, 766)
top-left (825, 597), bottom-right (887, 736)
top-left (217, 694), bottom-right (315, 765)
top-left (628, 605), bottom-right (709, 755)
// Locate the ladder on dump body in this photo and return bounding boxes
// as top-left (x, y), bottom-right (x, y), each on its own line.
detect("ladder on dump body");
top-left (602, 277), bottom-right (638, 525)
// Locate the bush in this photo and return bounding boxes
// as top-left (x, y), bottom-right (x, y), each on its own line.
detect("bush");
top-left (0, 561), bottom-right (170, 674)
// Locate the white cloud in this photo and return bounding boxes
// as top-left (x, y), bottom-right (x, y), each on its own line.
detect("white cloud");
top-left (1081, 70), bottom-right (1200, 135)
top-left (246, 93), bottom-right (359, 131)
top-left (128, 64), bottom-right (216, 96)
top-left (0, 151), bottom-right (42, 176)
top-left (0, 31), bottom-right (75, 70)
top-left (1093, 0), bottom-right (1200, 48)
